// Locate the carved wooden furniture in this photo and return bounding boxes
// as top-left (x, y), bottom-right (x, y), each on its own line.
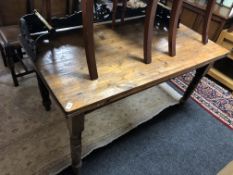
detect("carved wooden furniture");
top-left (112, 0), bottom-right (217, 54)
top-left (19, 20), bottom-right (228, 174)
top-left (0, 0), bottom-right (35, 86)
top-left (177, 0), bottom-right (233, 41)
top-left (112, 0), bottom-right (179, 57)
top-left (81, 0), bottom-right (183, 73)
top-left (0, 0), bottom-right (79, 86)
top-left (208, 29), bottom-right (233, 91)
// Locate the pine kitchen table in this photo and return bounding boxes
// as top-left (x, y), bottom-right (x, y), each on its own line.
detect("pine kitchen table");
top-left (21, 21), bottom-right (228, 175)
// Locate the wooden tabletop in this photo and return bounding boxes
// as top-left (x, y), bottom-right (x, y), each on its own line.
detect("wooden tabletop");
top-left (35, 21), bottom-right (228, 115)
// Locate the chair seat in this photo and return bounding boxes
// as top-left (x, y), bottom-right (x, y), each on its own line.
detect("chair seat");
top-left (0, 25), bottom-right (20, 47)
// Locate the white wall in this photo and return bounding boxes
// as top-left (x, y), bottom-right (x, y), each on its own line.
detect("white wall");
top-left (216, 0), bottom-right (233, 7)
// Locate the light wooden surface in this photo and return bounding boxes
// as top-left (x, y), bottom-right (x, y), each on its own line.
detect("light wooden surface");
top-left (217, 161), bottom-right (233, 175)
top-left (216, 29), bottom-right (233, 50)
top-left (208, 29), bottom-right (233, 90)
top-left (35, 21), bottom-right (228, 114)
top-left (208, 68), bottom-right (233, 91)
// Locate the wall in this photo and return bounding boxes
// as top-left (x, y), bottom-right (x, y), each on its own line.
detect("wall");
top-left (216, 0), bottom-right (233, 8)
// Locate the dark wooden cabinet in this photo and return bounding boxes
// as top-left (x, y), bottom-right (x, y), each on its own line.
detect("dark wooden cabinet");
top-left (169, 0), bottom-right (233, 41)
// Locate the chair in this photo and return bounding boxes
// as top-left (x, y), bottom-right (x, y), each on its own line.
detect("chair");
top-left (0, 0), bottom-right (35, 86)
top-left (111, 0), bottom-right (183, 61)
top-left (112, 0), bottom-right (216, 57)
top-left (0, 0), bottom-right (75, 86)
top-left (79, 0), bottom-right (183, 74)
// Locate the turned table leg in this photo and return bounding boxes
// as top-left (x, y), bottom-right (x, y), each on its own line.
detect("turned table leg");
top-left (68, 114), bottom-right (85, 175)
top-left (36, 73), bottom-right (51, 111)
top-left (180, 64), bottom-right (211, 104)
top-left (144, 0), bottom-right (159, 64)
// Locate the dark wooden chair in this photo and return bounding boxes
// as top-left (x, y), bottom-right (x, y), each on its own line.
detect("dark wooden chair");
top-left (112, 0), bottom-right (216, 57)
top-left (111, 0), bottom-right (183, 61)
top-left (20, 0), bottom-right (98, 82)
top-left (0, 0), bottom-right (35, 86)
top-left (79, 0), bottom-right (161, 79)
top-left (169, 0), bottom-right (216, 55)
top-left (0, 0), bottom-right (76, 86)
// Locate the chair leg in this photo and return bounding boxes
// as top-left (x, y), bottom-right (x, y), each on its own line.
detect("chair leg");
top-left (121, 0), bottom-right (127, 24)
top-left (17, 48), bottom-right (23, 59)
top-left (5, 46), bottom-right (19, 87)
top-left (72, 0), bottom-right (80, 12)
top-left (168, 0), bottom-right (183, 56)
top-left (81, 0), bottom-right (98, 80)
top-left (0, 46), bottom-right (7, 67)
top-left (202, 0), bottom-right (216, 44)
top-left (112, 0), bottom-right (127, 27)
top-left (112, 0), bottom-right (118, 28)
top-left (144, 0), bottom-right (159, 64)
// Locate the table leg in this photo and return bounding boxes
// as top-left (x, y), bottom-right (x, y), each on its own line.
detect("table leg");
top-left (81, 0), bottom-right (98, 80)
top-left (68, 114), bottom-right (85, 175)
top-left (144, 0), bottom-right (159, 64)
top-left (36, 73), bottom-right (51, 111)
top-left (168, 0), bottom-right (183, 56)
top-left (180, 64), bottom-right (211, 104)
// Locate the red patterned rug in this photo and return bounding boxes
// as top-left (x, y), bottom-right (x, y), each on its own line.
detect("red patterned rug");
top-left (171, 72), bottom-right (233, 130)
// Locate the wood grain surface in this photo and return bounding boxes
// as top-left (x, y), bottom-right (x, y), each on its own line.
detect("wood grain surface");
top-left (35, 21), bottom-right (228, 115)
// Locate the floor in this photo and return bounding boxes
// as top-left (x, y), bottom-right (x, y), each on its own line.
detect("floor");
top-left (59, 99), bottom-right (233, 175)
top-left (1, 53), bottom-right (232, 175)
